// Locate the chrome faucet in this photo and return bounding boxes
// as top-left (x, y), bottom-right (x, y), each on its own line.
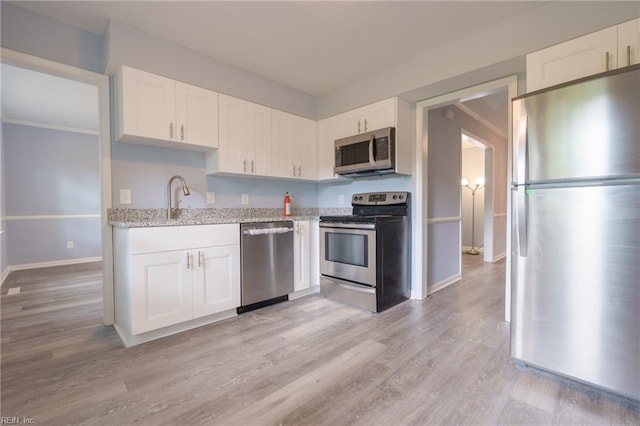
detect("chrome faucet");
top-left (167, 175), bottom-right (190, 220)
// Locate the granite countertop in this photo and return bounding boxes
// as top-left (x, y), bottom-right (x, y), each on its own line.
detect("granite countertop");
top-left (108, 207), bottom-right (350, 229)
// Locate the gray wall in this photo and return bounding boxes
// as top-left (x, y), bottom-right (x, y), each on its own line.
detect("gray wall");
top-left (427, 105), bottom-right (508, 288)
top-left (0, 3), bottom-right (104, 73)
top-left (461, 146), bottom-right (485, 248)
top-left (105, 20), bottom-right (316, 119)
top-left (317, 2), bottom-right (640, 117)
top-left (3, 124), bottom-right (101, 266)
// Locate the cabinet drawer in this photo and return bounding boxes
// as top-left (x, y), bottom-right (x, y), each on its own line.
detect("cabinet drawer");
top-left (129, 224), bottom-right (239, 254)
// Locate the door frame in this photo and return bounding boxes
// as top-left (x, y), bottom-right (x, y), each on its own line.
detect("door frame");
top-left (414, 74), bottom-right (517, 322)
top-left (1, 48), bottom-right (114, 325)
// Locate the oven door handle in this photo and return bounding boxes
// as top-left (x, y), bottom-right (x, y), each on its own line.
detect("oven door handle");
top-left (320, 223), bottom-right (376, 230)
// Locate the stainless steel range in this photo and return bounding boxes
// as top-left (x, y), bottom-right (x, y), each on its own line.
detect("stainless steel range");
top-left (319, 191), bottom-right (410, 312)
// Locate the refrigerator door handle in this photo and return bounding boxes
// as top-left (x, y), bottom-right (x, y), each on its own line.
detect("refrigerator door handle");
top-left (516, 186), bottom-right (528, 257)
top-left (516, 113), bottom-right (528, 185)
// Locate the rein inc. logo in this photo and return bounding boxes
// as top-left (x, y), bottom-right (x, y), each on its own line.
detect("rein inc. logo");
top-left (1, 418), bottom-right (34, 424)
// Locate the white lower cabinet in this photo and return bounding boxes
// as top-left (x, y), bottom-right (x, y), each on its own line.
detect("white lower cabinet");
top-left (131, 249), bottom-right (193, 334)
top-left (114, 224), bottom-right (240, 345)
top-left (192, 246), bottom-right (240, 318)
top-left (292, 220), bottom-right (320, 294)
top-left (293, 221), bottom-right (311, 292)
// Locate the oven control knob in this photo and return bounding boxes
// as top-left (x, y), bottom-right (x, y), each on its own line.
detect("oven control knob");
top-left (399, 194), bottom-right (404, 200)
top-left (358, 196), bottom-right (363, 201)
top-left (393, 195), bottom-right (398, 200)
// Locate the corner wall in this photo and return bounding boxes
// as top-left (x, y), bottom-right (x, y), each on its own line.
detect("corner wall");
top-left (3, 123), bottom-right (101, 267)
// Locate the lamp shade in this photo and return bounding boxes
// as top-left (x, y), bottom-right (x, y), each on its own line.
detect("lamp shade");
top-left (461, 178), bottom-right (469, 186)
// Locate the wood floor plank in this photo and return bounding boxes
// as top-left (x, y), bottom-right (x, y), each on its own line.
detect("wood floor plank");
top-left (1, 258), bottom-right (638, 424)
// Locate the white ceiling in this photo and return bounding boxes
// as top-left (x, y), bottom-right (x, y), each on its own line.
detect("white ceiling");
top-left (10, 1), bottom-right (543, 96)
top-left (1, 63), bottom-right (99, 132)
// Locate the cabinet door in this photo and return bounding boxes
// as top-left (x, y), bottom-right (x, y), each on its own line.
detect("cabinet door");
top-left (295, 117), bottom-right (318, 180)
top-left (218, 94), bottom-right (250, 174)
top-left (193, 246), bottom-right (241, 318)
top-left (272, 110), bottom-right (295, 178)
top-left (120, 66), bottom-right (176, 141)
top-left (317, 115), bottom-right (339, 181)
top-left (175, 82), bottom-right (219, 149)
top-left (526, 27), bottom-right (617, 92)
top-left (293, 221), bottom-right (311, 292)
top-left (337, 108), bottom-right (363, 138)
top-left (618, 18), bottom-right (640, 67)
top-left (247, 102), bottom-right (272, 176)
top-left (360, 98), bottom-right (395, 132)
top-left (130, 250), bottom-right (192, 335)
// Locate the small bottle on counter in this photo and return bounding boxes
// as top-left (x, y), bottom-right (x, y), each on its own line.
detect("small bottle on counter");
top-left (284, 192), bottom-right (291, 217)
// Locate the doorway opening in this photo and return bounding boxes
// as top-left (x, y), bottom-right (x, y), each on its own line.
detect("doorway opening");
top-left (414, 75), bottom-right (516, 322)
top-left (460, 130), bottom-right (493, 263)
top-left (1, 48), bottom-right (113, 324)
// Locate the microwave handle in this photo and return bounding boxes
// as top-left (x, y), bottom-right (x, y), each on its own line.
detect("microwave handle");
top-left (369, 134), bottom-right (375, 165)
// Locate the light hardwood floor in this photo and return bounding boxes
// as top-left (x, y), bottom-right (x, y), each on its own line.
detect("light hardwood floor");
top-left (1, 256), bottom-right (638, 425)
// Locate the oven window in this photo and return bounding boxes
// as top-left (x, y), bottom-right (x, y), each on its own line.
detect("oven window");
top-left (325, 232), bottom-right (368, 267)
top-left (340, 141), bottom-right (370, 166)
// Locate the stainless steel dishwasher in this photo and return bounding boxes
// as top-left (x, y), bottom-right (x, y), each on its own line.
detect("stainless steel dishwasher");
top-left (238, 221), bottom-right (294, 313)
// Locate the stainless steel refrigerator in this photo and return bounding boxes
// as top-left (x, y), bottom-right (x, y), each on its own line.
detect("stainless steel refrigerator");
top-left (511, 64), bottom-right (640, 400)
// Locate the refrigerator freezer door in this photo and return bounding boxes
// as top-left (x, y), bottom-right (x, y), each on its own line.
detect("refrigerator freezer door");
top-left (511, 183), bottom-right (640, 400)
top-left (514, 67), bottom-right (640, 183)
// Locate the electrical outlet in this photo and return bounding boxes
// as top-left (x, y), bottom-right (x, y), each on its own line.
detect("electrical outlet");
top-left (67, 241), bottom-right (74, 249)
top-left (241, 194), bottom-right (249, 205)
top-left (338, 194), bottom-right (345, 205)
top-left (120, 189), bottom-right (132, 205)
top-left (207, 192), bottom-right (216, 204)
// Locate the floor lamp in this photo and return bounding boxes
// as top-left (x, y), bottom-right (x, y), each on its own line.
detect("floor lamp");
top-left (461, 177), bottom-right (485, 255)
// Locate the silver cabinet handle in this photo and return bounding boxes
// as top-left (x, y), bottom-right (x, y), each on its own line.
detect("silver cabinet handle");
top-left (364, 118), bottom-right (368, 132)
top-left (243, 159), bottom-right (247, 172)
top-left (357, 120), bottom-right (361, 134)
top-left (187, 252), bottom-right (191, 270)
top-left (293, 165), bottom-right (296, 176)
top-left (170, 123), bottom-right (174, 139)
top-left (198, 251), bottom-right (202, 268)
top-left (180, 124), bottom-right (185, 141)
top-left (251, 160), bottom-right (254, 173)
top-left (627, 45), bottom-right (631, 67)
top-left (297, 166), bottom-right (301, 177)
top-left (605, 51), bottom-right (610, 71)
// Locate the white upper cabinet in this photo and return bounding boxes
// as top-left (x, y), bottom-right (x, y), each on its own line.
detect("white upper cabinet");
top-left (175, 82), bottom-right (219, 149)
top-left (271, 110), bottom-right (318, 180)
top-left (116, 65), bottom-right (218, 151)
top-left (317, 115), bottom-right (340, 181)
top-left (527, 18), bottom-right (640, 92)
top-left (206, 95), bottom-right (272, 176)
top-left (617, 18), bottom-right (640, 67)
top-left (337, 98), bottom-right (395, 138)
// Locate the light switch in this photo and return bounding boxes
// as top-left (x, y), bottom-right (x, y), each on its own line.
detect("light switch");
top-left (242, 194), bottom-right (249, 205)
top-left (207, 192), bottom-right (216, 204)
top-left (120, 189), bottom-right (132, 205)
top-left (338, 194), bottom-right (345, 205)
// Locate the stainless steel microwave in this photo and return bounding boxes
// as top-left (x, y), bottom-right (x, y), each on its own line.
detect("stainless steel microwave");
top-left (334, 127), bottom-right (395, 177)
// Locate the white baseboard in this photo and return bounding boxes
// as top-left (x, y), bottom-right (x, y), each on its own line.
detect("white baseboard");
top-left (0, 268), bottom-right (9, 287)
top-left (5, 257), bottom-right (103, 274)
top-left (428, 273), bottom-right (462, 296)
top-left (288, 285), bottom-right (320, 300)
top-left (493, 252), bottom-right (506, 262)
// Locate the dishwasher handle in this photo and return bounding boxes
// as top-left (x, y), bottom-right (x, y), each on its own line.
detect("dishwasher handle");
top-left (243, 227), bottom-right (293, 236)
